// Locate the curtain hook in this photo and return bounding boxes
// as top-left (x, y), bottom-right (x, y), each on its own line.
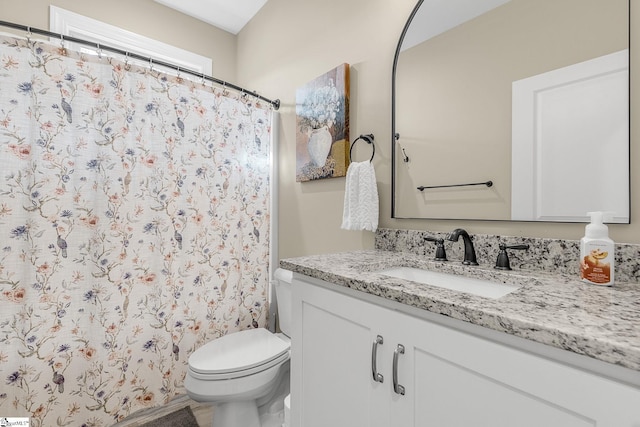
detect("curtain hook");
top-left (149, 58), bottom-right (154, 72)
top-left (26, 26), bottom-right (32, 42)
top-left (201, 73), bottom-right (206, 85)
top-left (124, 51), bottom-right (129, 66)
top-left (96, 43), bottom-right (102, 59)
top-left (59, 33), bottom-right (64, 48)
top-left (176, 66), bottom-right (181, 78)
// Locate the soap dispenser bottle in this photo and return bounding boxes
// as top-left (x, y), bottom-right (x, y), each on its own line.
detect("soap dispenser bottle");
top-left (580, 211), bottom-right (614, 286)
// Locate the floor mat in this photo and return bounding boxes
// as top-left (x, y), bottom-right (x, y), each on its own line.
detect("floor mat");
top-left (139, 406), bottom-right (199, 427)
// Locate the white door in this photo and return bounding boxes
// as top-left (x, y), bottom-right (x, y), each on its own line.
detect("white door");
top-left (511, 49), bottom-right (629, 223)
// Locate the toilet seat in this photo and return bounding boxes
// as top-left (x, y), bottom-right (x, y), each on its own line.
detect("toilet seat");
top-left (188, 328), bottom-right (290, 380)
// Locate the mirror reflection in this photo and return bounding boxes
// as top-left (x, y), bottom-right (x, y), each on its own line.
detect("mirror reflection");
top-left (392, 0), bottom-right (629, 222)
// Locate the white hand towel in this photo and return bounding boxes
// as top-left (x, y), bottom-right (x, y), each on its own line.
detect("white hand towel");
top-left (341, 161), bottom-right (379, 232)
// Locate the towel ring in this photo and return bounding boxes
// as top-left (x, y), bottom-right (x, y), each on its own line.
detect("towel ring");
top-left (349, 134), bottom-right (375, 163)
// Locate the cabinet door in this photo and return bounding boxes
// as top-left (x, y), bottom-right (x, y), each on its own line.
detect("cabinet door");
top-left (292, 275), bottom-right (640, 427)
top-left (402, 314), bottom-right (640, 427)
top-left (291, 279), bottom-right (391, 427)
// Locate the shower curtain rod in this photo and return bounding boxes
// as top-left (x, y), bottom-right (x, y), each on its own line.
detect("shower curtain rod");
top-left (0, 20), bottom-right (281, 110)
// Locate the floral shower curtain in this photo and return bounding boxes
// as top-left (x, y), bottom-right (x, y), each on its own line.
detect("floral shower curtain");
top-left (0, 34), bottom-right (272, 426)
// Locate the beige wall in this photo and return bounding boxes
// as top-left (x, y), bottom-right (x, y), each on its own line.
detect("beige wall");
top-left (238, 0), bottom-right (640, 258)
top-left (1, 0), bottom-right (237, 81)
top-left (238, 0), bottom-right (418, 258)
top-left (2, 0), bottom-right (638, 258)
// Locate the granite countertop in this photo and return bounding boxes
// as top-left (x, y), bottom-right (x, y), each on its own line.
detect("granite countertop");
top-left (280, 250), bottom-right (640, 372)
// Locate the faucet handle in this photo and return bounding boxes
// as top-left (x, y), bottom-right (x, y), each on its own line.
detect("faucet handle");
top-left (495, 244), bottom-right (529, 270)
top-left (425, 236), bottom-right (447, 261)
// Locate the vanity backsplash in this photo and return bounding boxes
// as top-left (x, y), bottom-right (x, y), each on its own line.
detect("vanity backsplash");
top-left (375, 228), bottom-right (640, 285)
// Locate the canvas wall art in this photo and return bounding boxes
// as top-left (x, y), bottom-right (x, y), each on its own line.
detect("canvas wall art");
top-left (295, 63), bottom-right (350, 181)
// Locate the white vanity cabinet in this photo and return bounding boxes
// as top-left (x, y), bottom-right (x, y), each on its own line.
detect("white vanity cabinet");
top-left (290, 274), bottom-right (409, 427)
top-left (290, 274), bottom-right (640, 427)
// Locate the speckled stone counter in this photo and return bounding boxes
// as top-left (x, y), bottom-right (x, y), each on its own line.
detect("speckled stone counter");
top-left (280, 249), bottom-right (640, 372)
top-left (375, 228), bottom-right (640, 283)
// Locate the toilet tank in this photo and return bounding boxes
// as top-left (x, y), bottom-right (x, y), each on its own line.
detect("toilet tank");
top-left (273, 268), bottom-right (293, 337)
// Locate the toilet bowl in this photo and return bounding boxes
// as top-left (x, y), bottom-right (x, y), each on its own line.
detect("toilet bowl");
top-left (283, 393), bottom-right (291, 427)
top-left (185, 268), bottom-right (293, 427)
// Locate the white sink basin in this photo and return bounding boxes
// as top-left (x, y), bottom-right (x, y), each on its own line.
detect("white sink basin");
top-left (377, 266), bottom-right (519, 299)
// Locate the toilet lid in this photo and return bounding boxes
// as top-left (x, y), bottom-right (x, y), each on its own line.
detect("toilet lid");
top-left (189, 328), bottom-right (290, 375)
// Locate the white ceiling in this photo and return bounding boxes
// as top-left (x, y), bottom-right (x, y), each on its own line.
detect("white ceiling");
top-left (154, 0), bottom-right (268, 35)
top-left (402, 0), bottom-right (511, 51)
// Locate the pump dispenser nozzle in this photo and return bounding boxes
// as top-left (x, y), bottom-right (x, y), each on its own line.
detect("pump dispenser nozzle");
top-left (585, 212), bottom-right (614, 239)
top-left (586, 212), bottom-right (607, 239)
top-left (587, 211), bottom-right (604, 223)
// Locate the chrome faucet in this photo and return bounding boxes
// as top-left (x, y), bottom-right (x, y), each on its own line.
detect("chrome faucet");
top-left (447, 228), bottom-right (478, 265)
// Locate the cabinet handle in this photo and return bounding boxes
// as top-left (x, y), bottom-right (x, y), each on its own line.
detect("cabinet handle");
top-left (371, 335), bottom-right (384, 383)
top-left (393, 344), bottom-right (406, 395)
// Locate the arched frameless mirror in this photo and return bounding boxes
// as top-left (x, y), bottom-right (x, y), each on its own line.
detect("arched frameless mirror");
top-left (391, 0), bottom-right (630, 223)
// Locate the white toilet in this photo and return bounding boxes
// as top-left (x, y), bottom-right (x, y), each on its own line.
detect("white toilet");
top-left (185, 268), bottom-right (293, 427)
